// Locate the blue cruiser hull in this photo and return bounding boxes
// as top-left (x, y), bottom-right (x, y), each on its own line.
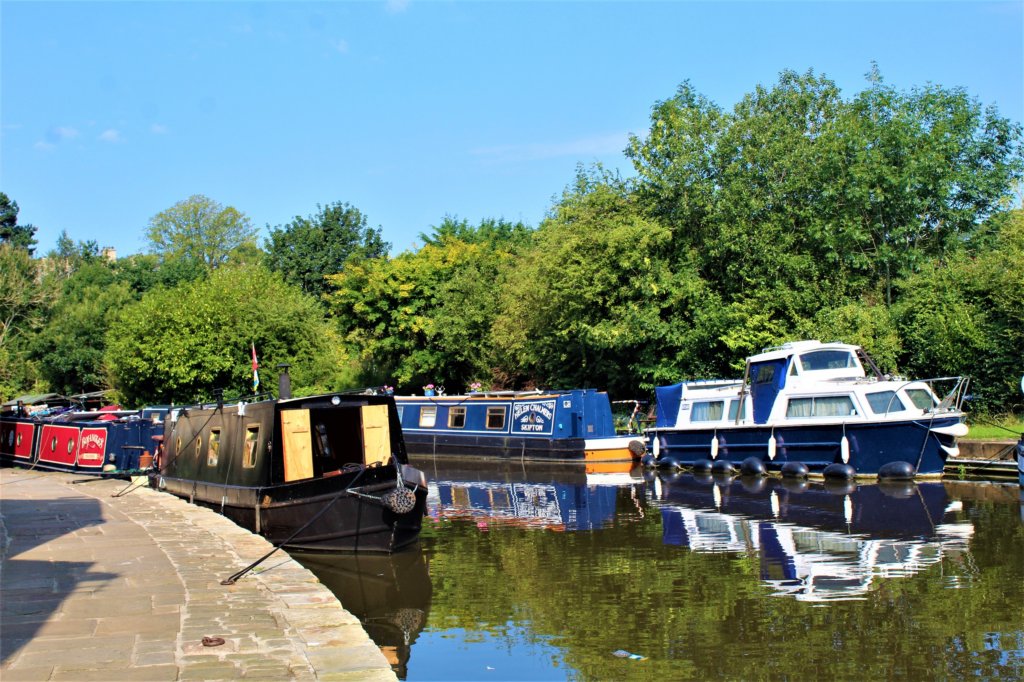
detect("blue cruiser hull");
top-left (651, 415), bottom-right (961, 477)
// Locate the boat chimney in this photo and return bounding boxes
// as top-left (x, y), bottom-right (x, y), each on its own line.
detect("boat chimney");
top-left (277, 363), bottom-right (292, 399)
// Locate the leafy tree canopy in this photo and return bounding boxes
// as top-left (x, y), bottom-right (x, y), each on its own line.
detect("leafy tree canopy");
top-left (265, 201), bottom-right (389, 298)
top-left (0, 192), bottom-right (39, 254)
top-left (146, 194), bottom-right (258, 268)
top-left (104, 264), bottom-right (352, 405)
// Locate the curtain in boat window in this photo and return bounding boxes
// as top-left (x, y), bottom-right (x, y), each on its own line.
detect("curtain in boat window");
top-left (814, 396), bottom-right (855, 416)
top-left (786, 396), bottom-right (854, 417)
top-left (786, 398), bottom-right (813, 418)
top-left (691, 401), bottom-right (724, 422)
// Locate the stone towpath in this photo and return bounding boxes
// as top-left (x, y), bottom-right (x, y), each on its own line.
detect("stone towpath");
top-left (0, 468), bottom-right (396, 681)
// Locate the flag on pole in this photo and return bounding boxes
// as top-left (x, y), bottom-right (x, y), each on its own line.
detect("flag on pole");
top-left (251, 343), bottom-right (260, 392)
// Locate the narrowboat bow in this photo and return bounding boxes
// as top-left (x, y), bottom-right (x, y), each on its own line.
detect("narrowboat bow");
top-left (647, 341), bottom-right (969, 479)
top-left (154, 391), bottom-right (427, 553)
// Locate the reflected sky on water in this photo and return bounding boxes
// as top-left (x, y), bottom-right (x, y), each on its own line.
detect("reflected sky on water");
top-left (298, 457), bottom-right (1024, 681)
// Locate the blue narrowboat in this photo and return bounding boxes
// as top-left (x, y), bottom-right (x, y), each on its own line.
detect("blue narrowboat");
top-left (394, 389), bottom-right (646, 462)
top-left (647, 341), bottom-right (969, 479)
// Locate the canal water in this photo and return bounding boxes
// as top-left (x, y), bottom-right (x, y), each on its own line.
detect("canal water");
top-left (297, 457), bottom-right (1024, 680)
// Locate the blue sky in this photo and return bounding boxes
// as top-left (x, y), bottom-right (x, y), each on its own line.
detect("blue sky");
top-left (2, 1), bottom-right (1021, 258)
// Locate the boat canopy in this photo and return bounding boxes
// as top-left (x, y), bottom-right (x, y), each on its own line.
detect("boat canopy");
top-left (654, 384), bottom-right (684, 428)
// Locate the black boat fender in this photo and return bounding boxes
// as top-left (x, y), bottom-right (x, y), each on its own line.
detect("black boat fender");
top-left (640, 452), bottom-right (657, 469)
top-left (878, 461), bottom-right (915, 481)
top-left (780, 461), bottom-right (809, 479)
top-left (691, 458), bottom-right (714, 473)
top-left (711, 459), bottom-right (736, 475)
top-left (823, 463), bottom-right (856, 480)
top-left (657, 454), bottom-right (683, 470)
top-left (740, 457), bottom-right (766, 477)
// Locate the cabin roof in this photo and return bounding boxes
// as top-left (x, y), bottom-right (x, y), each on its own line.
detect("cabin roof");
top-left (749, 340), bottom-right (860, 364)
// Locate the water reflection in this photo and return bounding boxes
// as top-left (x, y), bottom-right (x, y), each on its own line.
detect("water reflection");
top-left (299, 457), bottom-right (1024, 681)
top-left (654, 473), bottom-right (974, 601)
top-left (295, 551), bottom-right (431, 678)
top-left (424, 459), bottom-right (644, 531)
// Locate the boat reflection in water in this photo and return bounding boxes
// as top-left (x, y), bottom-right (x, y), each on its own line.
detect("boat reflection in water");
top-left (418, 457), bottom-right (646, 531)
top-left (653, 473), bottom-right (974, 601)
top-left (295, 551), bottom-right (432, 678)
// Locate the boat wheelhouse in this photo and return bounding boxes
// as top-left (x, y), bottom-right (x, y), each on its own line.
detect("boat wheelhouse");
top-left (0, 393), bottom-right (167, 475)
top-left (155, 391), bottom-right (427, 553)
top-left (647, 341), bottom-right (969, 478)
top-left (394, 389), bottom-right (646, 463)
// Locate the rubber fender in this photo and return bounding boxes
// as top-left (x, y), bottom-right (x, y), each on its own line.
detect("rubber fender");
top-left (641, 453), bottom-right (658, 469)
top-left (711, 458), bottom-right (736, 475)
top-left (878, 460), bottom-right (915, 481)
top-left (780, 461), bottom-right (809, 479)
top-left (657, 454), bottom-right (683, 470)
top-left (740, 457), bottom-right (766, 477)
top-left (691, 458), bottom-right (714, 473)
top-left (628, 440), bottom-right (647, 458)
top-left (823, 462), bottom-right (856, 480)
top-left (688, 456), bottom-right (712, 473)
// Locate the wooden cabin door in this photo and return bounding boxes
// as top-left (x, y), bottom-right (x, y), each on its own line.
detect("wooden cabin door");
top-left (361, 404), bottom-right (390, 467)
top-left (281, 409), bottom-right (314, 481)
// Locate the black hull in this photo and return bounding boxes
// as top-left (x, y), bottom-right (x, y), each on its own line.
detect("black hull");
top-left (154, 472), bottom-right (426, 553)
top-left (404, 432), bottom-right (588, 460)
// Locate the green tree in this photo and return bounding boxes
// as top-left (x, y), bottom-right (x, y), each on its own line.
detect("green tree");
top-left (0, 192), bottom-right (39, 253)
top-left (104, 264), bottom-right (351, 405)
top-left (31, 261), bottom-right (134, 395)
top-left (626, 68), bottom-right (1023, 314)
top-left (894, 210), bottom-right (1024, 412)
top-left (146, 194), bottom-right (258, 268)
top-left (493, 168), bottom-right (724, 395)
top-left (0, 244), bottom-right (54, 399)
top-left (326, 217), bottom-right (529, 391)
top-left (264, 202), bottom-right (389, 298)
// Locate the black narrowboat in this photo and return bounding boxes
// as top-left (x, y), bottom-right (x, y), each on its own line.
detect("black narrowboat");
top-left (154, 391), bottom-right (427, 553)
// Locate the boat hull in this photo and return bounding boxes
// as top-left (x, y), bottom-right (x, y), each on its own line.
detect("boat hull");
top-left (155, 467), bottom-right (427, 553)
top-left (649, 415), bottom-right (963, 477)
top-left (403, 432), bottom-right (641, 462)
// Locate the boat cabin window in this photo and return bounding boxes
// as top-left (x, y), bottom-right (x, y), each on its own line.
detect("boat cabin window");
top-left (419, 406), bottom-right (437, 428)
top-left (243, 426), bottom-right (259, 468)
top-left (905, 389), bottom-right (937, 410)
top-left (786, 396), bottom-right (856, 418)
top-left (866, 391), bottom-right (907, 415)
top-left (486, 406), bottom-right (506, 430)
top-left (754, 366), bottom-right (776, 384)
top-left (448, 406), bottom-right (467, 428)
top-left (798, 350), bottom-right (857, 372)
top-left (207, 429), bottom-right (220, 466)
top-left (691, 401), bottom-right (725, 422)
top-left (727, 400), bottom-right (740, 421)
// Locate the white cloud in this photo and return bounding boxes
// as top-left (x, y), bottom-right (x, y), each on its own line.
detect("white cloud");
top-left (99, 129), bottom-right (123, 143)
top-left (34, 140), bottom-right (55, 151)
top-left (151, 123), bottom-right (169, 134)
top-left (335, 39), bottom-right (349, 54)
top-left (53, 126), bottom-right (79, 140)
top-left (385, 0), bottom-right (409, 15)
top-left (471, 132), bottom-right (629, 164)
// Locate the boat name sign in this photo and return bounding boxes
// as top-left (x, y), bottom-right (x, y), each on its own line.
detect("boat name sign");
top-left (513, 401), bottom-right (556, 432)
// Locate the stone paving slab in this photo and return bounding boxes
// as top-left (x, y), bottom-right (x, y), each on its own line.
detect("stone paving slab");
top-left (0, 469), bottom-right (396, 681)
